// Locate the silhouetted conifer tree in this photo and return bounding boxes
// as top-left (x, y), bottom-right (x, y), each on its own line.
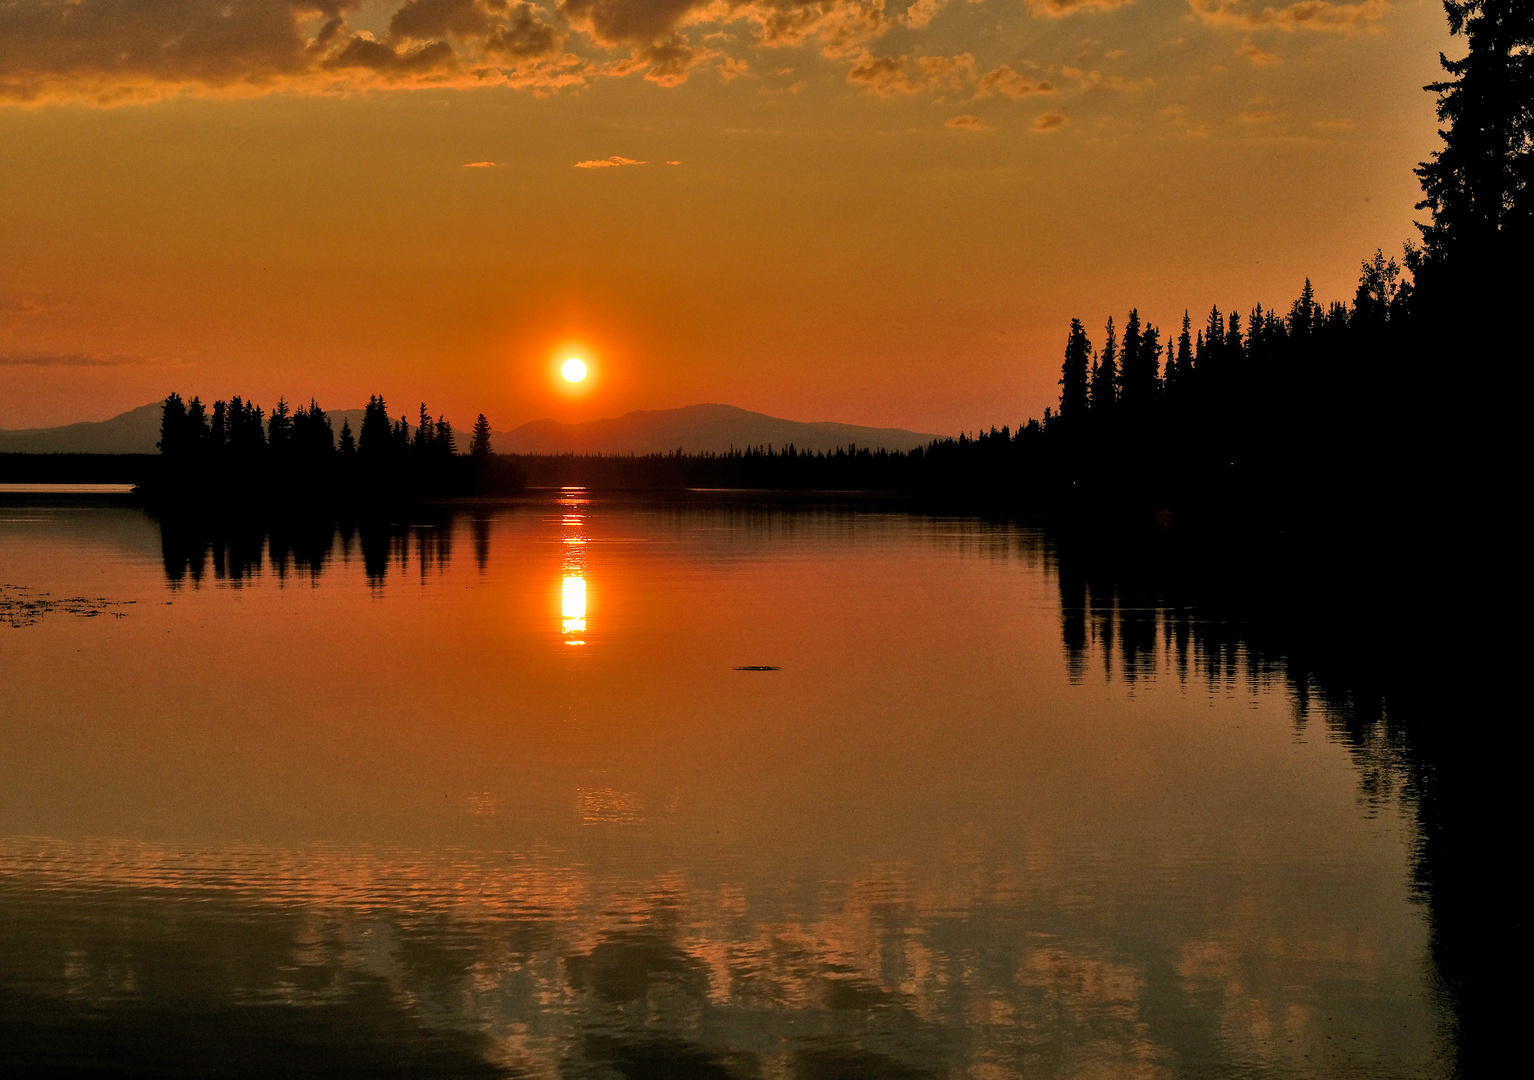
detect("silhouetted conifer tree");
top-left (339, 419), bottom-right (356, 456)
top-left (413, 403), bottom-right (434, 456)
top-left (210, 399), bottom-right (228, 450)
top-left (1058, 318), bottom-right (1092, 421)
top-left (1415, 0), bottom-right (1534, 272)
top-left (268, 397), bottom-right (292, 449)
top-left (1091, 316), bottom-right (1118, 411)
top-left (1166, 311), bottom-right (1193, 394)
top-left (158, 393), bottom-right (187, 455)
top-left (1120, 309), bottom-right (1159, 408)
top-left (186, 397), bottom-right (209, 448)
top-left (470, 414), bottom-right (493, 458)
top-left (359, 395), bottom-right (391, 457)
top-left (1289, 279), bottom-right (1317, 337)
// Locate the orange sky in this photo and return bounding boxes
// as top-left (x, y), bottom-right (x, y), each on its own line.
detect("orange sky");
top-left (0, 0), bottom-right (1451, 433)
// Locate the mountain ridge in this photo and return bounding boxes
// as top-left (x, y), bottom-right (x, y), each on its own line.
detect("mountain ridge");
top-left (0, 402), bottom-right (940, 456)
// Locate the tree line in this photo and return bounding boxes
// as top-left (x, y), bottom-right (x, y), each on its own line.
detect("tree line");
top-left (149, 393), bottom-right (515, 503)
top-left (158, 394), bottom-right (495, 463)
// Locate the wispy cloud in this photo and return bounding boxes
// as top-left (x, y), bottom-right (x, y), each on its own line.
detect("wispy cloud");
top-left (1062, 65), bottom-right (1154, 91)
top-left (974, 64), bottom-right (1055, 100)
top-left (847, 52), bottom-right (975, 97)
top-left (1032, 111), bottom-right (1069, 132)
top-left (945, 113), bottom-right (991, 130)
top-left (463, 161), bottom-right (498, 167)
top-left (574, 156), bottom-right (647, 168)
top-left (1236, 40), bottom-right (1283, 65)
top-left (0, 352), bottom-right (146, 367)
top-left (1025, 0), bottom-right (1133, 15)
top-left (1188, 0), bottom-right (1390, 33)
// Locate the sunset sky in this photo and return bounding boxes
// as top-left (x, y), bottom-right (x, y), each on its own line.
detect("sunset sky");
top-left (0, 0), bottom-right (1450, 433)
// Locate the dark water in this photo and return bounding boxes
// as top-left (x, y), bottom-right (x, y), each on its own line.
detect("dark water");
top-left (0, 494), bottom-right (1452, 1077)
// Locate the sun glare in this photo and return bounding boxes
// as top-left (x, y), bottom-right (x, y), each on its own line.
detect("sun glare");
top-left (562, 358), bottom-right (587, 383)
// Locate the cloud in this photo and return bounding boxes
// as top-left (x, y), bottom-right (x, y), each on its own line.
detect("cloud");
top-left (574, 155), bottom-right (647, 167)
top-left (1188, 0), bottom-right (1390, 33)
top-left (2, 0), bottom-right (1158, 104)
top-left (847, 51), bottom-right (974, 97)
top-left (1061, 65), bottom-right (1153, 91)
top-left (1031, 111), bottom-right (1068, 132)
top-left (945, 113), bottom-right (991, 130)
top-left (390, 0), bottom-right (503, 40)
top-left (0, 352), bottom-right (144, 367)
top-left (0, 298), bottom-right (45, 318)
top-left (1237, 108), bottom-right (1276, 121)
top-left (742, 0), bottom-right (891, 59)
top-left (1025, 0), bottom-right (1132, 14)
top-left (974, 64), bottom-right (1054, 99)
top-left (0, 0), bottom-right (579, 104)
top-left (485, 3), bottom-right (568, 57)
top-left (637, 34), bottom-right (697, 85)
top-left (903, 0), bottom-right (948, 28)
top-left (1235, 40), bottom-right (1283, 64)
top-left (463, 160), bottom-right (499, 166)
top-left (557, 0), bottom-right (700, 45)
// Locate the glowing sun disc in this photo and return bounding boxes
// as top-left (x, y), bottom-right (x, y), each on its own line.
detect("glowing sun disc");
top-left (562, 358), bottom-right (588, 382)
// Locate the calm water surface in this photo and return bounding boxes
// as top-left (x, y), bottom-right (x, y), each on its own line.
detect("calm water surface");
top-left (0, 495), bottom-right (1448, 1078)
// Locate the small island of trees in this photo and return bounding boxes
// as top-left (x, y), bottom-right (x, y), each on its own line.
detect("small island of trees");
top-left (147, 394), bottom-right (519, 504)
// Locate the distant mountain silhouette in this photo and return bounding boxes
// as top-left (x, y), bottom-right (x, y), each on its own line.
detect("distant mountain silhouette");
top-left (4, 402), bottom-right (938, 457)
top-left (499, 404), bottom-right (938, 454)
top-left (0, 402), bottom-right (162, 454)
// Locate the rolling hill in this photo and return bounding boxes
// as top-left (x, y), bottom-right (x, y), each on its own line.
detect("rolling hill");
top-left (496, 404), bottom-right (937, 455)
top-left (2, 403), bottom-right (939, 456)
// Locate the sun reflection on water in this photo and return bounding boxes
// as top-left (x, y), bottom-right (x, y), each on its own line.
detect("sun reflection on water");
top-left (559, 489), bottom-right (588, 645)
top-left (562, 575), bottom-right (586, 640)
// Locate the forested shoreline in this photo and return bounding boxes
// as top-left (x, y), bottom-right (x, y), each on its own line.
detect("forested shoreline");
top-left (123, 251), bottom-right (1428, 529)
top-left (10, 0), bottom-right (1523, 548)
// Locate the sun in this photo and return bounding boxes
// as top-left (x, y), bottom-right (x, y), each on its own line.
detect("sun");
top-left (562, 358), bottom-right (587, 383)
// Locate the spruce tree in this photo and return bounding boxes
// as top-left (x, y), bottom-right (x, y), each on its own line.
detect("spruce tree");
top-left (186, 396), bottom-right (210, 449)
top-left (1091, 316), bottom-right (1118, 411)
top-left (158, 393), bottom-right (187, 456)
top-left (359, 395), bottom-right (391, 457)
top-left (268, 397), bottom-right (292, 448)
top-left (1120, 309), bottom-right (1142, 406)
top-left (1168, 311), bottom-right (1194, 394)
top-left (470, 414), bottom-right (494, 458)
top-left (1058, 318), bottom-right (1092, 421)
top-left (414, 403), bottom-right (433, 455)
top-left (210, 400), bottom-right (228, 450)
top-left (1415, 0), bottom-right (1534, 271)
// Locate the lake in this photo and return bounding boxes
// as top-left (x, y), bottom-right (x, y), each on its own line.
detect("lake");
top-left (0, 493), bottom-right (1452, 1078)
